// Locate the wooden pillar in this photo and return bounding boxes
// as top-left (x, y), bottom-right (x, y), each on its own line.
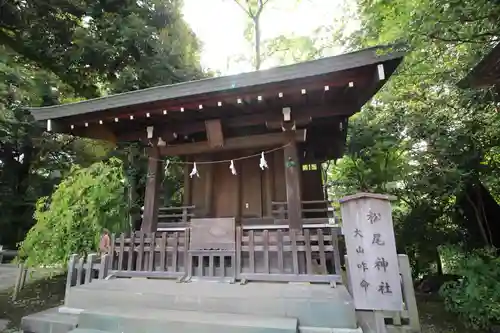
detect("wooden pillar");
top-left (141, 147), bottom-right (162, 232)
top-left (204, 162), bottom-right (214, 217)
top-left (263, 153), bottom-right (274, 217)
top-left (284, 140), bottom-right (302, 230)
top-left (127, 146), bottom-right (138, 230)
top-left (183, 162), bottom-right (191, 206)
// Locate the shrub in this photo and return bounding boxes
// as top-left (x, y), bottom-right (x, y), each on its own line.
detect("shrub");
top-left (440, 248), bottom-right (500, 329)
top-left (19, 158), bottom-right (129, 267)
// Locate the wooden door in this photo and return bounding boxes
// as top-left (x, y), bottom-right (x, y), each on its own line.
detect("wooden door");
top-left (213, 162), bottom-right (239, 217)
top-left (241, 157), bottom-right (263, 218)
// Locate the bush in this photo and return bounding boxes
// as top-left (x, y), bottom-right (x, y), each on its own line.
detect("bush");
top-left (440, 248), bottom-right (500, 329)
top-left (19, 158), bottom-right (130, 267)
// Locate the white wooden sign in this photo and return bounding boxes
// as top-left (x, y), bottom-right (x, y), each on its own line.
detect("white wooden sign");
top-left (340, 193), bottom-right (403, 311)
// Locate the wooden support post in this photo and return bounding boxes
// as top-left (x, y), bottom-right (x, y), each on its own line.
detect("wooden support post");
top-left (142, 147), bottom-right (162, 232)
top-left (204, 162), bottom-right (214, 217)
top-left (284, 139), bottom-right (302, 230)
top-left (183, 161), bottom-right (191, 206)
top-left (264, 153), bottom-right (274, 217)
top-left (127, 146), bottom-right (138, 230)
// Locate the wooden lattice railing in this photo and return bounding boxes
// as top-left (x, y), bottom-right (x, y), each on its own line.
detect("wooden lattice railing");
top-left (109, 229), bottom-right (189, 278)
top-left (104, 225), bottom-right (342, 284)
top-left (237, 226), bottom-right (342, 283)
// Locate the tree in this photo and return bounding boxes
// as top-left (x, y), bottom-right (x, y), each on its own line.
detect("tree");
top-left (229, 0), bottom-right (337, 70)
top-left (333, 0), bottom-right (500, 275)
top-left (0, 0), bottom-right (205, 250)
top-left (0, 0), bottom-right (204, 98)
top-left (231, 0), bottom-right (272, 70)
top-left (19, 158), bottom-right (129, 267)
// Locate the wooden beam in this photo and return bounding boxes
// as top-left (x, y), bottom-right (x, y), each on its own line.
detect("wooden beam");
top-left (116, 104), bottom-right (353, 142)
top-left (159, 130), bottom-right (307, 156)
top-left (205, 119), bottom-right (224, 148)
top-left (76, 124), bottom-right (117, 143)
top-left (141, 147), bottom-right (162, 232)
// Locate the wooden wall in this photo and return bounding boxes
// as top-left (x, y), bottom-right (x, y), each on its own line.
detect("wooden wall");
top-left (184, 148), bottom-right (325, 222)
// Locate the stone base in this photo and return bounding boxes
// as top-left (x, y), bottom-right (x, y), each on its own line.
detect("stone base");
top-left (21, 308), bottom-right (78, 333)
top-left (74, 307), bottom-right (298, 333)
top-left (22, 278), bottom-right (359, 333)
top-left (65, 278), bottom-right (357, 329)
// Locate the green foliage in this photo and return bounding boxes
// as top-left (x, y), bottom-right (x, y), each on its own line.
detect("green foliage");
top-left (0, 0), bottom-right (204, 98)
top-left (440, 249), bottom-right (500, 329)
top-left (0, 0), bottom-right (205, 249)
top-left (19, 159), bottom-right (129, 267)
top-left (327, 0), bottom-right (500, 276)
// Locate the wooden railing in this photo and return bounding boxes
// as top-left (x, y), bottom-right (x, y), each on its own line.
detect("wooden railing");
top-left (237, 226), bottom-right (342, 283)
top-left (104, 225), bottom-right (342, 284)
top-left (272, 200), bottom-right (337, 223)
top-left (108, 229), bottom-right (189, 279)
top-left (154, 205), bottom-right (196, 230)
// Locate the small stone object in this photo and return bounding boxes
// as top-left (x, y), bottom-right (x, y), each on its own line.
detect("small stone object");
top-left (0, 318), bottom-right (9, 331)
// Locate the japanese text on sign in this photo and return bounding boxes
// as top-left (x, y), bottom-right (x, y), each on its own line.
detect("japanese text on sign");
top-left (340, 195), bottom-right (403, 311)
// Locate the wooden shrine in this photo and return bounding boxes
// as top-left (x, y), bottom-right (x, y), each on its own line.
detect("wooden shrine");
top-left (21, 46), bottom-right (426, 333)
top-left (29, 45), bottom-right (404, 282)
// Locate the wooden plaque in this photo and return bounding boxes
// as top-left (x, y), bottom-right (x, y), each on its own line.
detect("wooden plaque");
top-left (190, 218), bottom-right (236, 251)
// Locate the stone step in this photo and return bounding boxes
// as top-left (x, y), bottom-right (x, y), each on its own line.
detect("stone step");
top-left (77, 307), bottom-right (298, 333)
top-left (21, 307), bottom-right (78, 333)
top-left (65, 279), bottom-right (356, 329)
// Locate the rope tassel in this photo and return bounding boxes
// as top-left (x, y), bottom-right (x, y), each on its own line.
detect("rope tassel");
top-left (259, 152), bottom-right (268, 170)
top-left (229, 160), bottom-right (237, 175)
top-left (189, 162), bottom-right (199, 178)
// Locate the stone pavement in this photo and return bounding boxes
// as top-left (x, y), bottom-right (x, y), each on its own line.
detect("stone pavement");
top-left (0, 264), bottom-right (21, 292)
top-left (0, 264), bottom-right (61, 292)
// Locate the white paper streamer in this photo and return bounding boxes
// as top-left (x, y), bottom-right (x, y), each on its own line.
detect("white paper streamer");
top-left (259, 152), bottom-right (268, 170)
top-left (229, 160), bottom-right (237, 175)
top-left (189, 162), bottom-right (199, 178)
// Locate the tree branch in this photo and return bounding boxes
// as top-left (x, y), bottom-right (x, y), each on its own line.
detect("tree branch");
top-left (232, 0), bottom-right (253, 18)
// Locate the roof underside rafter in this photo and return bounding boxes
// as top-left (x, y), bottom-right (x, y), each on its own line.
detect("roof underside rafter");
top-left (30, 45), bottom-right (405, 161)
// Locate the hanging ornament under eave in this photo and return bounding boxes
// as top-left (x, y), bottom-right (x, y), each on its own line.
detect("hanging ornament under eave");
top-left (189, 162), bottom-right (199, 178)
top-left (259, 152), bottom-right (268, 170)
top-left (229, 160), bottom-right (237, 175)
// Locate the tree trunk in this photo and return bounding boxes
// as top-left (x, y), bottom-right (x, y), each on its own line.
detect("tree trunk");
top-left (465, 191), bottom-right (491, 247)
top-left (435, 248), bottom-right (443, 275)
top-left (254, 17), bottom-right (261, 70)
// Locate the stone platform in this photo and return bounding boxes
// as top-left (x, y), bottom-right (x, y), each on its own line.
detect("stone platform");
top-left (22, 278), bottom-right (361, 333)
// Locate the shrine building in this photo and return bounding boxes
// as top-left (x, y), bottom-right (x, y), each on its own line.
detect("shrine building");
top-left (20, 45), bottom-right (424, 333)
top-left (29, 45), bottom-right (404, 234)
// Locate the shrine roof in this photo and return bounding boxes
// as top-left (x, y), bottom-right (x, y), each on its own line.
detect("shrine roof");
top-left (29, 45), bottom-right (405, 122)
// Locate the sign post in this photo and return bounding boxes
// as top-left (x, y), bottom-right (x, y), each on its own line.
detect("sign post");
top-left (340, 193), bottom-right (403, 311)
